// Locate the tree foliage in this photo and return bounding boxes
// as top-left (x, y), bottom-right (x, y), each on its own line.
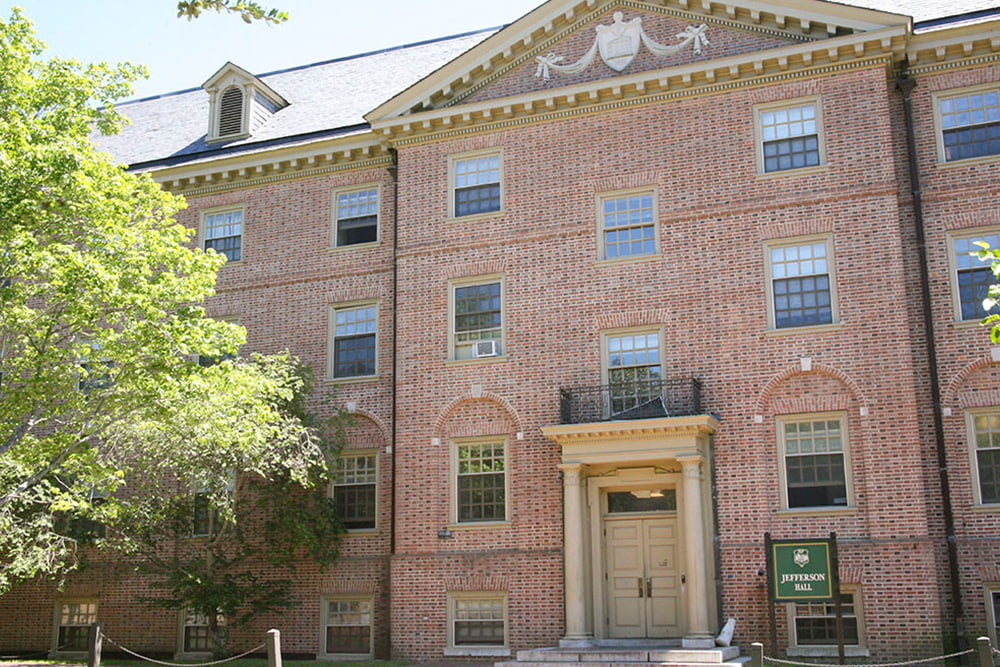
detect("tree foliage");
top-left (0, 8), bottom-right (336, 601)
top-left (976, 244), bottom-right (1000, 343)
top-left (176, 1), bottom-right (288, 24)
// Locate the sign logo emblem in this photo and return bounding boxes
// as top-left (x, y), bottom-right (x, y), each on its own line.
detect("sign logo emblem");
top-left (793, 548), bottom-right (810, 568)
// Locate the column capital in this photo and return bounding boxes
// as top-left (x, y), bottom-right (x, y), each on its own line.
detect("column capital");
top-left (676, 454), bottom-right (703, 478)
top-left (558, 463), bottom-right (586, 485)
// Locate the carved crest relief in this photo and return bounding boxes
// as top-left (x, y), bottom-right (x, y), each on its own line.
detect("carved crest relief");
top-left (535, 12), bottom-right (711, 80)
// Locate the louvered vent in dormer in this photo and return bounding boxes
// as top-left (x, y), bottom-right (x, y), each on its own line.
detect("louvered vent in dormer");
top-left (218, 86), bottom-right (244, 137)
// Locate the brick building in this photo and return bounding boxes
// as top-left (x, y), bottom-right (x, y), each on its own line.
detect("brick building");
top-left (2, 0), bottom-right (1000, 662)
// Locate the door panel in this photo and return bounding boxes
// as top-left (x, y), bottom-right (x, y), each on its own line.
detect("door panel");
top-left (605, 515), bottom-right (682, 638)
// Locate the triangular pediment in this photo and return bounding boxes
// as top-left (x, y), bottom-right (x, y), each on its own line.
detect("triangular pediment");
top-left (367, 0), bottom-right (910, 131)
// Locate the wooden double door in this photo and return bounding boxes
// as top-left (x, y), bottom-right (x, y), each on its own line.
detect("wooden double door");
top-left (604, 517), bottom-right (683, 638)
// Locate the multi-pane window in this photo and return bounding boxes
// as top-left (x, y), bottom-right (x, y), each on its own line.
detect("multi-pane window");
top-left (940, 89), bottom-right (1000, 162)
top-left (780, 415), bottom-right (849, 509)
top-left (55, 601), bottom-right (97, 652)
top-left (456, 441), bottom-right (506, 523)
top-left (452, 281), bottom-right (502, 360)
top-left (453, 153), bottom-right (501, 217)
top-left (990, 590), bottom-right (1000, 646)
top-left (952, 232), bottom-right (999, 321)
top-left (331, 304), bottom-right (377, 378)
top-left (451, 595), bottom-right (506, 648)
top-left (971, 411), bottom-right (1000, 504)
top-left (334, 187), bottom-right (379, 247)
top-left (606, 331), bottom-right (663, 418)
top-left (322, 599), bottom-right (373, 656)
top-left (203, 209), bottom-right (243, 262)
top-left (191, 474), bottom-right (233, 537)
top-left (600, 191), bottom-right (657, 260)
top-left (759, 102), bottom-right (822, 173)
top-left (793, 593), bottom-right (860, 646)
top-left (182, 610), bottom-right (221, 654)
top-left (332, 453), bottom-right (377, 530)
top-left (769, 239), bottom-right (834, 329)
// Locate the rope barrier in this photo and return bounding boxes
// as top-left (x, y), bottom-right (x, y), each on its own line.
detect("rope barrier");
top-left (99, 633), bottom-right (265, 667)
top-left (763, 648), bottom-right (975, 667)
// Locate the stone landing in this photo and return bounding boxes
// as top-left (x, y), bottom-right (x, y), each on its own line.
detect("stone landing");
top-left (495, 641), bottom-right (748, 667)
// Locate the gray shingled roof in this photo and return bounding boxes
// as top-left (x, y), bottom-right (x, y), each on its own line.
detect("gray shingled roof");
top-left (97, 29), bottom-right (496, 168)
top-left (97, 0), bottom-right (997, 169)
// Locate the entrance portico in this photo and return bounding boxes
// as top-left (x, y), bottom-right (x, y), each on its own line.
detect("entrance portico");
top-left (541, 415), bottom-right (720, 648)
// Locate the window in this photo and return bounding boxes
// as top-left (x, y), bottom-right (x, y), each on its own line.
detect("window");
top-left (987, 588), bottom-right (1000, 646)
top-left (448, 593), bottom-right (507, 651)
top-left (969, 409), bottom-right (1000, 505)
top-left (330, 304), bottom-right (377, 378)
top-left (453, 439), bottom-right (507, 524)
top-left (604, 330), bottom-right (665, 419)
top-left (791, 591), bottom-right (862, 647)
top-left (78, 339), bottom-right (113, 394)
top-left (451, 152), bottom-right (501, 217)
top-left (451, 279), bottom-right (503, 361)
top-left (333, 186), bottom-right (379, 247)
top-left (951, 230), bottom-right (999, 321)
top-left (757, 100), bottom-right (823, 173)
top-left (778, 414), bottom-right (850, 509)
top-left (321, 598), bottom-right (373, 657)
top-left (53, 600), bottom-right (97, 653)
top-left (938, 87), bottom-right (1000, 162)
top-left (766, 237), bottom-right (836, 329)
top-left (332, 453), bottom-right (377, 530)
top-left (191, 475), bottom-right (233, 537)
top-left (599, 190), bottom-right (658, 260)
top-left (202, 208), bottom-right (243, 263)
top-left (180, 610), bottom-right (223, 654)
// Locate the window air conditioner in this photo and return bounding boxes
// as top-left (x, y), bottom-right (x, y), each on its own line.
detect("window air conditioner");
top-left (473, 340), bottom-right (499, 358)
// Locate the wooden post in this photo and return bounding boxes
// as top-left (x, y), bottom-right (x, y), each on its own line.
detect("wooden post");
top-left (976, 636), bottom-right (993, 667)
top-left (266, 628), bottom-right (282, 667)
top-left (751, 641), bottom-right (764, 667)
top-left (86, 621), bottom-right (102, 667)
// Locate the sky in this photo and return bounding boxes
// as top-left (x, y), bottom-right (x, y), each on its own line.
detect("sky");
top-left (13, 0), bottom-right (545, 101)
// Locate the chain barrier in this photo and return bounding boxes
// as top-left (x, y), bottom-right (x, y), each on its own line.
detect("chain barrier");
top-left (100, 633), bottom-right (265, 667)
top-left (763, 648), bottom-right (975, 667)
top-left (0, 648), bottom-right (55, 659)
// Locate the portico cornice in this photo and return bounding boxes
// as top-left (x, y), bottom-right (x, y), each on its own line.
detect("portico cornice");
top-left (541, 414), bottom-right (720, 446)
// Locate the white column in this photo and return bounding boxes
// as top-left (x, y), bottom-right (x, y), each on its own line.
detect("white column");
top-left (558, 463), bottom-right (592, 647)
top-left (677, 454), bottom-right (712, 646)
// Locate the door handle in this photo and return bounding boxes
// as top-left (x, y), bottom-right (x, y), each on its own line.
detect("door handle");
top-left (638, 577), bottom-right (645, 598)
top-left (646, 577), bottom-right (653, 598)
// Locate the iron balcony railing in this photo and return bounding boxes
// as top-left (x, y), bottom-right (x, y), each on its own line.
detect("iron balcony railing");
top-left (558, 378), bottom-right (703, 425)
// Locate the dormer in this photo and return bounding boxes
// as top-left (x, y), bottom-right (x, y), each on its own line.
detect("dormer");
top-left (202, 62), bottom-right (288, 142)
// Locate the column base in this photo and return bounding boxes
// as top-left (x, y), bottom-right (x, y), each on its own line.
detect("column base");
top-left (682, 636), bottom-right (717, 649)
top-left (559, 637), bottom-right (596, 648)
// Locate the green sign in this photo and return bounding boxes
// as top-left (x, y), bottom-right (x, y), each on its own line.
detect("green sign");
top-left (770, 539), bottom-right (834, 601)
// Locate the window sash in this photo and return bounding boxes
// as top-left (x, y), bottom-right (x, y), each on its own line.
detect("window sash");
top-left (457, 443), bottom-right (505, 522)
top-left (453, 282), bottom-right (502, 359)
top-left (794, 594), bottom-right (859, 645)
top-left (975, 413), bottom-right (1000, 503)
top-left (57, 602), bottom-right (97, 651)
top-left (602, 194), bottom-right (656, 259)
top-left (953, 234), bottom-right (999, 320)
top-left (336, 189), bottom-right (379, 246)
top-left (760, 104), bottom-right (820, 173)
top-left (454, 156), bottom-right (500, 217)
top-left (770, 241), bottom-right (833, 328)
top-left (454, 598), bottom-right (505, 647)
top-left (941, 90), bottom-right (1000, 161)
top-left (782, 418), bottom-right (848, 508)
top-left (204, 211), bottom-right (243, 262)
top-left (333, 306), bottom-right (377, 377)
top-left (324, 600), bottom-right (372, 655)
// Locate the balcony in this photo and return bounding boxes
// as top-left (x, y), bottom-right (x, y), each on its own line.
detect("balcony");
top-left (558, 378), bottom-right (703, 425)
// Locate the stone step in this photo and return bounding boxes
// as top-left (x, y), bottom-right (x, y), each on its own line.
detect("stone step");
top-left (500, 646), bottom-right (745, 666)
top-left (496, 659), bottom-right (750, 667)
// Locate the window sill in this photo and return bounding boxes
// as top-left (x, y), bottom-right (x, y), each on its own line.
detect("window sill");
top-left (970, 503), bottom-right (1000, 513)
top-left (324, 374), bottom-right (380, 385)
top-left (776, 506), bottom-right (857, 517)
top-left (216, 259), bottom-right (244, 268)
top-left (595, 253), bottom-right (662, 267)
top-left (444, 647), bottom-right (510, 657)
top-left (445, 355), bottom-right (508, 367)
top-left (765, 321), bottom-right (844, 336)
top-left (952, 318), bottom-right (990, 330)
top-left (326, 241), bottom-right (381, 253)
top-left (788, 646), bottom-right (868, 657)
top-left (447, 210), bottom-right (505, 224)
top-left (937, 153), bottom-right (1000, 169)
top-left (446, 520), bottom-right (511, 531)
top-left (755, 164), bottom-right (829, 179)
top-left (342, 528), bottom-right (380, 537)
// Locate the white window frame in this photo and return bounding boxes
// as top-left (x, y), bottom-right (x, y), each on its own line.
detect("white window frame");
top-left (777, 412), bottom-right (853, 511)
top-left (933, 84), bottom-right (1000, 164)
top-left (200, 205), bottom-right (245, 264)
top-left (596, 187), bottom-right (660, 261)
top-left (328, 302), bottom-right (379, 380)
top-left (966, 407), bottom-right (1000, 506)
top-left (319, 596), bottom-right (374, 659)
top-left (191, 472), bottom-right (234, 538)
top-left (600, 327), bottom-right (666, 420)
top-left (755, 97), bottom-right (826, 175)
top-left (449, 149), bottom-right (503, 219)
top-left (176, 609), bottom-right (224, 657)
top-left (448, 276), bottom-right (504, 362)
top-left (445, 591), bottom-right (509, 656)
top-left (331, 184), bottom-right (380, 249)
top-left (986, 586), bottom-right (1000, 647)
top-left (947, 227), bottom-right (1000, 323)
top-left (52, 599), bottom-right (98, 655)
top-left (764, 235), bottom-right (839, 331)
top-left (787, 587), bottom-right (866, 656)
top-left (449, 436), bottom-right (509, 526)
top-left (330, 450), bottom-right (378, 532)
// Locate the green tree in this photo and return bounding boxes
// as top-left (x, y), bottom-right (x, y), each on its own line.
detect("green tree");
top-left (0, 7), bottom-right (334, 597)
top-left (176, 1), bottom-right (288, 24)
top-left (976, 244), bottom-right (1000, 342)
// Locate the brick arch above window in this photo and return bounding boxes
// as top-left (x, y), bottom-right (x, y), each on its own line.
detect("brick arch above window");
top-left (435, 394), bottom-right (522, 439)
top-left (946, 357), bottom-right (1000, 408)
top-left (754, 362), bottom-right (868, 418)
top-left (339, 410), bottom-right (390, 451)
